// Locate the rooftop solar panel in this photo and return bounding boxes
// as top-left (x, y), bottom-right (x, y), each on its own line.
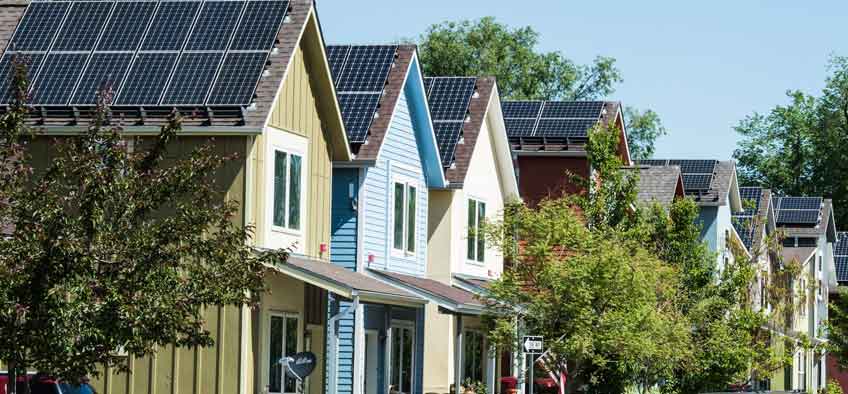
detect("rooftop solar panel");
top-left (776, 209), bottom-right (819, 225)
top-left (229, 1), bottom-right (288, 51)
top-left (326, 45), bottom-right (351, 84)
top-left (162, 52), bottom-right (223, 105)
top-left (739, 187), bottom-right (763, 216)
top-left (669, 159), bottom-right (716, 174)
top-left (70, 52), bottom-right (133, 105)
top-left (140, 1), bottom-right (201, 51)
top-left (540, 101), bottom-right (604, 119)
top-left (97, 1), bottom-right (157, 51)
top-left (51, 1), bottom-right (113, 51)
top-left (502, 101), bottom-right (542, 119)
top-left (426, 77), bottom-right (475, 121)
top-left (30, 53), bottom-right (88, 105)
top-left (335, 45), bottom-right (396, 93)
top-left (732, 216), bottom-right (755, 250)
top-left (636, 159), bottom-right (670, 166)
top-left (206, 51), bottom-right (267, 105)
top-left (534, 118), bottom-right (597, 138)
top-left (115, 52), bottom-right (178, 105)
top-left (836, 256), bottom-right (848, 284)
top-left (423, 77), bottom-right (434, 96)
top-left (9, 2), bottom-right (69, 51)
top-left (778, 197), bottom-right (822, 210)
top-left (836, 232), bottom-right (848, 256)
top-left (433, 121), bottom-right (464, 167)
top-left (504, 118), bottom-right (537, 137)
top-left (682, 173), bottom-right (712, 191)
top-left (0, 53), bottom-right (45, 102)
top-left (185, 1), bottom-right (244, 51)
top-left (338, 93), bottom-right (380, 143)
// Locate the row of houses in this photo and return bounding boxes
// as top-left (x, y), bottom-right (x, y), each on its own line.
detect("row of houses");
top-left (0, 0), bottom-right (842, 393)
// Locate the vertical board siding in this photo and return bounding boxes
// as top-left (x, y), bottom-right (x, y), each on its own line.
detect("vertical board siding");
top-left (362, 92), bottom-right (429, 277)
top-left (268, 43), bottom-right (333, 261)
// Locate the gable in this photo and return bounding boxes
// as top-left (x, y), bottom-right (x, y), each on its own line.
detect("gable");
top-left (401, 55), bottom-right (445, 188)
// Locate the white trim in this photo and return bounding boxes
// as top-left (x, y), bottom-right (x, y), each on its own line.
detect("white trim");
top-left (265, 311), bottom-right (302, 394)
top-left (483, 85), bottom-right (521, 201)
top-left (356, 167), bottom-right (367, 272)
top-left (388, 320), bottom-right (417, 394)
top-left (390, 171), bottom-right (421, 258)
top-left (466, 197), bottom-right (487, 265)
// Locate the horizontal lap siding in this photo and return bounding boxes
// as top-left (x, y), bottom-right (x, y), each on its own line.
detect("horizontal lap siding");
top-left (330, 168), bottom-right (359, 394)
top-left (363, 92), bottom-right (428, 276)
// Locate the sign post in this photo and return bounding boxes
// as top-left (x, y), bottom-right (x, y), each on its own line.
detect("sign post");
top-left (522, 336), bottom-right (543, 394)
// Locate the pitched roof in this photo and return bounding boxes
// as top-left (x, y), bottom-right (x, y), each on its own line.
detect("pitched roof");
top-left (773, 196), bottom-right (837, 241)
top-left (369, 269), bottom-right (484, 314)
top-left (732, 187), bottom-right (774, 252)
top-left (423, 76), bottom-right (496, 187)
top-left (836, 232), bottom-right (848, 286)
top-left (623, 165), bottom-right (684, 207)
top-left (782, 246), bottom-right (816, 265)
top-left (637, 159), bottom-right (741, 210)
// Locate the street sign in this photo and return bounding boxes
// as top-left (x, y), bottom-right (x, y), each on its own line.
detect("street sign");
top-left (523, 335), bottom-right (543, 354)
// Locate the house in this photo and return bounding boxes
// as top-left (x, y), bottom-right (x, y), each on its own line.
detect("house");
top-left (636, 160), bottom-right (743, 271)
top-left (324, 44), bottom-right (446, 394)
top-left (0, 2), bottom-right (426, 394)
top-left (501, 100), bottom-right (631, 206)
top-left (827, 232), bottom-right (848, 391)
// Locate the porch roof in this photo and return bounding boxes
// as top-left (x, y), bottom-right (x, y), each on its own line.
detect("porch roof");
top-left (368, 269), bottom-right (485, 315)
top-left (263, 256), bottom-right (425, 308)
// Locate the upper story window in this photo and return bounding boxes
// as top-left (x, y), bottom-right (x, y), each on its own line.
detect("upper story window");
top-left (393, 181), bottom-right (417, 254)
top-left (467, 199), bottom-right (486, 263)
top-left (818, 256), bottom-right (822, 272)
top-left (273, 150), bottom-right (303, 231)
top-left (797, 237), bottom-right (817, 247)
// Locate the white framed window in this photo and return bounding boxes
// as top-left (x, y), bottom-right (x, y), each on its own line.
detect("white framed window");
top-left (463, 330), bottom-right (485, 382)
top-left (389, 321), bottom-right (415, 394)
top-left (272, 149), bottom-right (303, 232)
top-left (269, 313), bottom-right (300, 394)
top-left (467, 198), bottom-right (486, 263)
top-left (392, 181), bottom-right (417, 255)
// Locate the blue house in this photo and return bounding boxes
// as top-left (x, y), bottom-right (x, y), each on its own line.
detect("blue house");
top-left (326, 45), bottom-right (446, 394)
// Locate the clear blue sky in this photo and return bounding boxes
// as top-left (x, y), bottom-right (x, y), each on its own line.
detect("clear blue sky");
top-left (317, 1), bottom-right (848, 160)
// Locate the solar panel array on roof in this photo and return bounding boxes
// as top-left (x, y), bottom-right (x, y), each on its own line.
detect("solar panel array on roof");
top-left (835, 232), bottom-right (848, 285)
top-left (502, 100), bottom-right (605, 141)
top-left (326, 45), bottom-right (397, 144)
top-left (424, 77), bottom-right (477, 168)
top-left (636, 159), bottom-right (717, 194)
top-left (774, 196), bottom-right (821, 226)
top-left (732, 187), bottom-right (764, 250)
top-left (2, 0), bottom-right (290, 107)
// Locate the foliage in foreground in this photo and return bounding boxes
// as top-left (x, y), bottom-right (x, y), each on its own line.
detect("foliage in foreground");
top-left (482, 123), bottom-right (797, 393)
top-left (0, 58), bottom-right (276, 381)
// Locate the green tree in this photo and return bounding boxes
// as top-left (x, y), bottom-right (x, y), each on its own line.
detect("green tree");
top-left (417, 17), bottom-right (665, 160)
top-left (0, 57), bottom-right (277, 385)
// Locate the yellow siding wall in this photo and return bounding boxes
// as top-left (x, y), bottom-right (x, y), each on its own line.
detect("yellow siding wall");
top-left (263, 43), bottom-right (334, 261)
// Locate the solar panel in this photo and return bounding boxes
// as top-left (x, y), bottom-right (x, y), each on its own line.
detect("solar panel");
top-left (739, 187), bottom-right (763, 216)
top-left (427, 77), bottom-right (475, 121)
top-left (778, 197), bottom-right (822, 210)
top-left (326, 45), bottom-right (351, 84)
top-left (504, 118), bottom-right (537, 137)
top-left (71, 52), bottom-right (133, 105)
top-left (338, 93), bottom-right (380, 143)
top-left (115, 53), bottom-right (179, 105)
top-left (636, 159), bottom-right (670, 166)
top-left (535, 118), bottom-right (597, 138)
top-left (540, 101), bottom-right (604, 119)
top-left (682, 174), bottom-right (712, 191)
top-left (433, 121), bottom-right (464, 166)
top-left (669, 160), bottom-right (716, 174)
top-left (206, 52), bottom-right (267, 105)
top-left (836, 256), bottom-right (848, 284)
top-left (140, 1), bottom-right (201, 51)
top-left (162, 52), bottom-right (223, 105)
top-left (185, 1), bottom-right (244, 51)
top-left (0, 53), bottom-right (45, 102)
top-left (97, 1), bottom-right (157, 51)
top-left (423, 77), bottom-right (434, 96)
top-left (502, 101), bottom-right (542, 119)
top-left (836, 232), bottom-right (848, 256)
top-left (335, 45), bottom-right (396, 92)
top-left (776, 209), bottom-right (819, 225)
top-left (230, 0), bottom-right (289, 51)
top-left (9, 2), bottom-right (69, 51)
top-left (732, 216), bottom-right (755, 250)
top-left (51, 1), bottom-right (113, 51)
top-left (31, 53), bottom-right (88, 105)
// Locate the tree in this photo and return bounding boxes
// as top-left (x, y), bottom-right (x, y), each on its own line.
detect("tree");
top-left (734, 55), bottom-right (848, 225)
top-left (0, 56), bottom-right (276, 386)
top-left (416, 17), bottom-right (666, 160)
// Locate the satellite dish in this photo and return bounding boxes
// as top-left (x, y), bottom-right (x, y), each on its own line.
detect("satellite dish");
top-left (283, 352), bottom-right (317, 380)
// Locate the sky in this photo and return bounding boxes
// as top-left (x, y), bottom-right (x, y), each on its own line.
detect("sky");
top-left (317, 1), bottom-right (848, 160)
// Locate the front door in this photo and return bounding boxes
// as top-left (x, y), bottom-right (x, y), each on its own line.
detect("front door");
top-left (364, 330), bottom-right (379, 394)
top-left (389, 322), bottom-right (415, 394)
top-left (269, 313), bottom-right (300, 394)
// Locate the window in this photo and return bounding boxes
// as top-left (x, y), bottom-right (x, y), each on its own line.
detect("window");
top-left (390, 324), bottom-right (415, 394)
top-left (392, 182), bottom-right (417, 254)
top-left (467, 199), bottom-right (486, 263)
top-left (818, 256), bottom-right (822, 272)
top-left (463, 330), bottom-right (485, 382)
top-left (273, 151), bottom-right (302, 231)
top-left (269, 314), bottom-right (299, 394)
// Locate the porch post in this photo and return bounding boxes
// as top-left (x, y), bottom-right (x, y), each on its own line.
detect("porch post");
top-left (485, 338), bottom-right (496, 394)
top-left (454, 314), bottom-right (464, 394)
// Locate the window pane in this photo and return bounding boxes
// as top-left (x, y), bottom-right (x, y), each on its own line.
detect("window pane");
top-left (288, 155), bottom-right (302, 230)
top-left (401, 328), bottom-right (413, 394)
top-left (407, 186), bottom-right (416, 253)
top-left (463, 331), bottom-right (484, 382)
top-left (269, 316), bottom-right (284, 393)
top-left (477, 202), bottom-right (486, 262)
top-left (467, 200), bottom-right (476, 260)
top-left (394, 183), bottom-right (404, 250)
top-left (284, 317), bottom-right (299, 393)
top-left (391, 327), bottom-right (401, 390)
top-left (273, 152), bottom-right (288, 228)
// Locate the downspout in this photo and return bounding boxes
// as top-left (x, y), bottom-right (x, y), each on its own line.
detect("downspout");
top-left (327, 294), bottom-right (360, 394)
